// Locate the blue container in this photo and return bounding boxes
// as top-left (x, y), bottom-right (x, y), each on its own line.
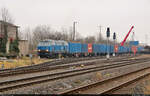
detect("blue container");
top-left (92, 44), bottom-right (101, 53)
top-left (129, 46), bottom-right (132, 53)
top-left (93, 44), bottom-right (108, 54)
top-left (100, 44), bottom-right (107, 54)
top-left (127, 47), bottom-right (131, 52)
top-left (122, 46), bottom-right (124, 53)
top-left (122, 46), bottom-right (125, 53)
top-left (129, 41), bottom-right (139, 46)
top-left (118, 46), bottom-right (122, 53)
top-left (81, 43), bottom-right (88, 53)
top-left (110, 45), bottom-right (114, 53)
top-left (124, 46), bottom-right (128, 53)
top-left (105, 45), bottom-right (114, 54)
top-left (124, 46), bottom-right (127, 52)
top-left (68, 42), bottom-right (82, 53)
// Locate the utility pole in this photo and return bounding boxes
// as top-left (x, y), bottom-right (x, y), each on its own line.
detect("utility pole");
top-left (98, 25), bottom-right (102, 42)
top-left (145, 34), bottom-right (148, 46)
top-left (73, 22), bottom-right (77, 41)
top-left (132, 31), bottom-right (135, 41)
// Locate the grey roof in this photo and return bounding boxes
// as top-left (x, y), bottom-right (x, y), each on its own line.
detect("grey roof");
top-left (0, 20), bottom-right (19, 27)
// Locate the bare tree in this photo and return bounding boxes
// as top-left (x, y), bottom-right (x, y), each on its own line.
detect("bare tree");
top-left (0, 7), bottom-right (14, 23)
top-left (60, 27), bottom-right (69, 41)
top-left (75, 32), bottom-right (84, 42)
top-left (84, 36), bottom-right (96, 43)
top-left (32, 25), bottom-right (48, 49)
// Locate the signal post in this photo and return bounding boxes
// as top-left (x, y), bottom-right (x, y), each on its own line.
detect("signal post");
top-left (106, 27), bottom-right (110, 59)
top-left (113, 32), bottom-right (116, 56)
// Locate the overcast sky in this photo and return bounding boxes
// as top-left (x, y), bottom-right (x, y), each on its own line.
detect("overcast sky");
top-left (0, 0), bottom-right (150, 44)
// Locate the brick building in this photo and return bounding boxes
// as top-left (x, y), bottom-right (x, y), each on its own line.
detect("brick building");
top-left (0, 20), bottom-right (18, 53)
top-left (0, 20), bottom-right (29, 56)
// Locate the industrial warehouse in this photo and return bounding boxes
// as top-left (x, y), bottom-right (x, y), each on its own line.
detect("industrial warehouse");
top-left (0, 0), bottom-right (150, 95)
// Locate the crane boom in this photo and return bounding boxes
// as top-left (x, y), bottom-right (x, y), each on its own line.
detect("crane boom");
top-left (121, 26), bottom-right (134, 46)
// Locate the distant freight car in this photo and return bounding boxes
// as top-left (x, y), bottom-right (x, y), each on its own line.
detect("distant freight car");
top-left (100, 44), bottom-right (107, 54)
top-left (122, 46), bottom-right (126, 53)
top-left (129, 41), bottom-right (139, 46)
top-left (110, 45), bottom-right (114, 54)
top-left (81, 43), bottom-right (88, 56)
top-left (126, 46), bottom-right (131, 53)
top-left (92, 44), bottom-right (111, 55)
top-left (68, 42), bottom-right (82, 57)
top-left (92, 44), bottom-right (101, 55)
top-left (118, 46), bottom-right (123, 54)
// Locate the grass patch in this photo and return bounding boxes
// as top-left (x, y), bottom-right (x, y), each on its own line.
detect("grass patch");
top-left (0, 57), bottom-right (52, 69)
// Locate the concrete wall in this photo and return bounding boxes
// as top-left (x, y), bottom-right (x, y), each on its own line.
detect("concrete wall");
top-left (19, 40), bottom-right (29, 56)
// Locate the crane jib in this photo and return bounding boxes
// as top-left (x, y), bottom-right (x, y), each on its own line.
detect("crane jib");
top-left (121, 26), bottom-right (134, 46)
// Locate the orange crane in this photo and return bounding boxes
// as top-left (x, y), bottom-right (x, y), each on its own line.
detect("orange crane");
top-left (120, 26), bottom-right (134, 46)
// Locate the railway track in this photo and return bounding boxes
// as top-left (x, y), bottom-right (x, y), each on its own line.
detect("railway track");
top-left (58, 60), bottom-right (150, 94)
top-left (0, 57), bottom-right (149, 93)
top-left (0, 55), bottom-right (137, 77)
top-left (0, 56), bottom-right (105, 75)
top-left (0, 55), bottom-right (135, 73)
